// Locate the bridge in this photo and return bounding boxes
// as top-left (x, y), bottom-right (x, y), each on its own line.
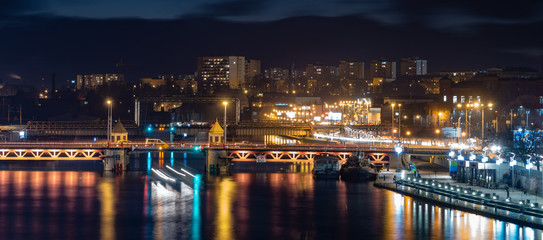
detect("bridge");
top-left (0, 141), bottom-right (453, 172)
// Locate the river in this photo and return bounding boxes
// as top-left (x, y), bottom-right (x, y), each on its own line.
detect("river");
top-left (0, 152), bottom-right (541, 239)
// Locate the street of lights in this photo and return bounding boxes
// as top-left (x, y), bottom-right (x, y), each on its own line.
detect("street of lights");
top-left (457, 102), bottom-right (493, 139)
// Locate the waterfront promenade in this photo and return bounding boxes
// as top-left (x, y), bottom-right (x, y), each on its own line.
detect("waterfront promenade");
top-left (376, 163), bottom-right (543, 229)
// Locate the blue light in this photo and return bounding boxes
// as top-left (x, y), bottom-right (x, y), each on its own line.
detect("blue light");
top-left (183, 133), bottom-right (187, 137)
top-left (147, 126), bottom-right (152, 132)
top-left (170, 151), bottom-right (174, 167)
top-left (194, 146), bottom-right (200, 151)
top-left (192, 174), bottom-right (202, 240)
top-left (510, 159), bottom-right (517, 167)
top-left (394, 145), bottom-right (403, 154)
top-left (170, 127), bottom-right (175, 132)
top-left (147, 152), bottom-right (152, 172)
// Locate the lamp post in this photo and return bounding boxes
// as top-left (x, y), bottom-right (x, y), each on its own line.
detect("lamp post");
top-left (481, 103), bottom-right (493, 139)
top-left (398, 104), bottom-right (402, 140)
top-left (438, 112), bottom-right (443, 128)
top-left (223, 101), bottom-right (228, 144)
top-left (107, 100), bottom-right (112, 143)
top-left (391, 103), bottom-right (395, 138)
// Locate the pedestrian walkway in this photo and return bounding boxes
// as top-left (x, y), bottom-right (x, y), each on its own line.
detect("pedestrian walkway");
top-left (379, 164), bottom-right (543, 206)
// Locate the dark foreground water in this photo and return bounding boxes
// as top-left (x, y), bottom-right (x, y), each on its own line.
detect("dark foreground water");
top-left (0, 152), bottom-right (542, 240)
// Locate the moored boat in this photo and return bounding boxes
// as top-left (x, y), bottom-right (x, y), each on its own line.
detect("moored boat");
top-left (340, 155), bottom-right (378, 181)
top-left (312, 153), bottom-right (341, 179)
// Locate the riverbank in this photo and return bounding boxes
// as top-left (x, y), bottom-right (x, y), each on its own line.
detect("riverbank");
top-left (375, 176), bottom-right (543, 229)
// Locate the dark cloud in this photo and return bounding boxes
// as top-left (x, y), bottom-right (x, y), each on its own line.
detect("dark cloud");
top-left (200, 0), bottom-right (269, 17)
top-left (0, 0), bottom-right (46, 18)
top-left (394, 0), bottom-right (543, 22)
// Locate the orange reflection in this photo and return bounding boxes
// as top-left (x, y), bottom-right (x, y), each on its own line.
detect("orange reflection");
top-left (98, 179), bottom-right (115, 240)
top-left (215, 178), bottom-right (236, 240)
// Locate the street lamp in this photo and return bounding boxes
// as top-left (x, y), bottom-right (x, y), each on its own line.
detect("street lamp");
top-left (222, 101), bottom-right (228, 144)
top-left (481, 103), bottom-right (493, 139)
top-left (398, 104), bottom-right (402, 140)
top-left (106, 100), bottom-right (112, 143)
top-left (391, 103), bottom-right (395, 137)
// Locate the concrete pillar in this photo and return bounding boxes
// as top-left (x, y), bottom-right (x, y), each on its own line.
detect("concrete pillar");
top-left (389, 153), bottom-right (400, 169)
top-left (206, 149), bottom-right (228, 174)
top-left (404, 154), bottom-right (412, 167)
top-left (103, 148), bottom-right (129, 171)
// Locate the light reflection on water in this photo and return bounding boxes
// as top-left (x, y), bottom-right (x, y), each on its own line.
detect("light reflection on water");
top-left (1, 159), bottom-right (543, 239)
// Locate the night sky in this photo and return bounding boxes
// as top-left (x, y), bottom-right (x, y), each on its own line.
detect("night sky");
top-left (1, 0), bottom-right (542, 85)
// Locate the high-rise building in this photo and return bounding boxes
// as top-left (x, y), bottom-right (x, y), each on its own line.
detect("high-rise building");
top-left (369, 59), bottom-right (396, 81)
top-left (265, 68), bottom-right (290, 92)
top-left (197, 56), bottom-right (246, 92)
top-left (338, 60), bottom-right (364, 80)
top-left (338, 60), bottom-right (365, 96)
top-left (245, 59), bottom-right (261, 80)
top-left (76, 73), bottom-right (124, 90)
top-left (400, 57), bottom-right (428, 76)
top-left (305, 63), bottom-right (338, 81)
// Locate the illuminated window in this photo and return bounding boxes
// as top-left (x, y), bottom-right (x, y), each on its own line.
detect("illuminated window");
top-left (453, 96), bottom-right (457, 103)
top-left (461, 96), bottom-right (465, 103)
top-left (443, 95), bottom-right (447, 102)
top-left (540, 96), bottom-right (543, 104)
top-left (477, 96), bottom-right (481, 102)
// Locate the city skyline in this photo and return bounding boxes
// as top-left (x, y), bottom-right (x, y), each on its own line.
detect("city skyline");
top-left (0, 13), bottom-right (542, 85)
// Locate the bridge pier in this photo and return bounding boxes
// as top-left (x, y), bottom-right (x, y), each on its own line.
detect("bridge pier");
top-left (404, 154), bottom-right (412, 167)
top-left (206, 149), bottom-right (228, 174)
top-left (389, 153), bottom-right (400, 169)
top-left (103, 148), bottom-right (130, 171)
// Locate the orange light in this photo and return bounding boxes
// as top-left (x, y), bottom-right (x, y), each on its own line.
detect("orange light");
top-left (435, 129), bottom-right (440, 134)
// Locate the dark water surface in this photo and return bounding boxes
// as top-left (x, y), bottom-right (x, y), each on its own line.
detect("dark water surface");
top-left (0, 152), bottom-right (542, 240)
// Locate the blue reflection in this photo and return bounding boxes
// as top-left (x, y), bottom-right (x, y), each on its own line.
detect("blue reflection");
top-left (184, 152), bottom-right (187, 166)
top-left (147, 152), bottom-right (152, 173)
top-left (192, 174), bottom-right (202, 240)
top-left (170, 151), bottom-right (174, 167)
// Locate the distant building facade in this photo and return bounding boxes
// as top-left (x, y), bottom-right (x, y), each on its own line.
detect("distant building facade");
top-left (76, 74), bottom-right (124, 90)
top-left (245, 59), bottom-right (261, 80)
top-left (369, 59), bottom-right (396, 81)
top-left (400, 57), bottom-right (427, 76)
top-left (197, 56), bottom-right (246, 93)
top-left (338, 60), bottom-right (364, 80)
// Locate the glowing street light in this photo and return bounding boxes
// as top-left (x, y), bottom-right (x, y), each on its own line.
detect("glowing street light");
top-left (106, 99), bottom-right (112, 143)
top-left (223, 101), bottom-right (228, 144)
top-left (391, 103), bottom-right (395, 137)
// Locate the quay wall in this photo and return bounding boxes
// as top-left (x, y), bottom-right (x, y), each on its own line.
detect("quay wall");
top-left (374, 181), bottom-right (543, 229)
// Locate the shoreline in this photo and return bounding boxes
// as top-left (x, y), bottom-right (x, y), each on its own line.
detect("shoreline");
top-left (374, 180), bottom-right (543, 229)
